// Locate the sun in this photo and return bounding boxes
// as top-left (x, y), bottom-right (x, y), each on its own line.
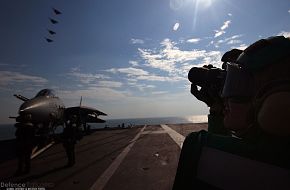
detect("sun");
top-left (197, 0), bottom-right (215, 8)
top-left (191, 0), bottom-right (216, 29)
top-left (170, 0), bottom-right (215, 11)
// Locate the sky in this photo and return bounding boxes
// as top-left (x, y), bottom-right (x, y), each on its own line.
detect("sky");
top-left (0, 0), bottom-right (289, 124)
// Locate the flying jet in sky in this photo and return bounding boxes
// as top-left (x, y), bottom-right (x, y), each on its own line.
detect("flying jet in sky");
top-left (49, 18), bottom-right (58, 24)
top-left (48, 30), bottom-right (56, 35)
top-left (45, 38), bottom-right (53, 43)
top-left (52, 8), bottom-right (62, 15)
top-left (11, 89), bottom-right (107, 136)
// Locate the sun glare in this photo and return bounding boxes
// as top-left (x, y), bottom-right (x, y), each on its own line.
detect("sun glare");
top-left (191, 0), bottom-right (215, 30)
top-left (198, 0), bottom-right (214, 8)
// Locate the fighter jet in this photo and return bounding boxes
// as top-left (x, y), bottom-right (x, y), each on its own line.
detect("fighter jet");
top-left (53, 8), bottom-right (62, 15)
top-left (48, 30), bottom-right (56, 35)
top-left (45, 38), bottom-right (53, 43)
top-left (12, 89), bottom-right (107, 136)
top-left (49, 18), bottom-right (58, 24)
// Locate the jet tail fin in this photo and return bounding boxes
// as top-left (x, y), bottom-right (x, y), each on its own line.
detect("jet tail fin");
top-left (14, 94), bottom-right (29, 101)
top-left (80, 96), bottom-right (82, 107)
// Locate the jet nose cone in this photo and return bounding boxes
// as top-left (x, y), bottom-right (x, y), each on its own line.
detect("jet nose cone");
top-left (19, 100), bottom-right (40, 114)
top-left (19, 102), bottom-right (33, 113)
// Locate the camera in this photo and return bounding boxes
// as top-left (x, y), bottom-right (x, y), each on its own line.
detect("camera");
top-left (188, 65), bottom-right (226, 93)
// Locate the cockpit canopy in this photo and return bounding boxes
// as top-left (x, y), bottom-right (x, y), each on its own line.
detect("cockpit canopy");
top-left (35, 89), bottom-right (56, 98)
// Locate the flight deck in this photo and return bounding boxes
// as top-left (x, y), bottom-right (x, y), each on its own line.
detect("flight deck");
top-left (0, 123), bottom-right (207, 190)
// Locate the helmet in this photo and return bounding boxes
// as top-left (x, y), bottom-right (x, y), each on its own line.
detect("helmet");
top-left (237, 36), bottom-right (290, 71)
top-left (223, 36), bottom-right (290, 136)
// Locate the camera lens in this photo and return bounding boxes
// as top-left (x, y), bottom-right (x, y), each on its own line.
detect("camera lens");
top-left (188, 67), bottom-right (208, 86)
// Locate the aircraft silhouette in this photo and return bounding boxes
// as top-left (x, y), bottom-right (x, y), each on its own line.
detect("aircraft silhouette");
top-left (53, 8), bottom-right (62, 15)
top-left (49, 18), bottom-right (58, 24)
top-left (45, 38), bottom-right (53, 43)
top-left (48, 30), bottom-right (56, 35)
top-left (11, 89), bottom-right (107, 138)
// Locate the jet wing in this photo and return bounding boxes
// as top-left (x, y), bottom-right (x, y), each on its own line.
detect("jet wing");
top-left (86, 114), bottom-right (106, 123)
top-left (65, 106), bottom-right (107, 123)
top-left (14, 94), bottom-right (29, 101)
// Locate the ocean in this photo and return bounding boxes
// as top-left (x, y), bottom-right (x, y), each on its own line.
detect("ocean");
top-left (0, 115), bottom-right (208, 141)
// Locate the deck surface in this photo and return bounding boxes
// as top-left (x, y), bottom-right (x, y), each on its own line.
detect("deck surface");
top-left (0, 123), bottom-right (207, 190)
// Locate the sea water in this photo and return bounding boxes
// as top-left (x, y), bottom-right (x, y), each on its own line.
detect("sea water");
top-left (0, 115), bottom-right (208, 141)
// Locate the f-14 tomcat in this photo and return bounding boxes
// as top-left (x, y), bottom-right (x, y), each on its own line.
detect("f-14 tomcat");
top-left (11, 89), bottom-right (107, 136)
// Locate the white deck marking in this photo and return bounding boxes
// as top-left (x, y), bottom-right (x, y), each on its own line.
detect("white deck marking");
top-left (141, 130), bottom-right (167, 135)
top-left (31, 141), bottom-right (55, 159)
top-left (90, 125), bottom-right (146, 190)
top-left (160, 124), bottom-right (185, 148)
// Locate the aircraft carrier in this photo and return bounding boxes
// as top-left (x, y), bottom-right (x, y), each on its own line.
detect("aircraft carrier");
top-left (0, 123), bottom-right (207, 190)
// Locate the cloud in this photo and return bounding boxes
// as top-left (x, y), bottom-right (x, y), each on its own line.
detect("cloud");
top-left (228, 13), bottom-right (232, 16)
top-left (132, 83), bottom-right (156, 92)
top-left (59, 87), bottom-right (128, 102)
top-left (0, 71), bottom-right (48, 86)
top-left (227, 39), bottom-right (242, 45)
top-left (214, 30), bottom-right (225, 38)
top-left (277, 31), bottom-right (290, 37)
top-left (231, 43), bottom-right (248, 50)
top-left (136, 74), bottom-right (184, 82)
top-left (94, 81), bottom-right (123, 88)
top-left (131, 38), bottom-right (144, 44)
top-left (151, 91), bottom-right (168, 95)
top-left (107, 67), bottom-right (149, 76)
top-left (173, 22), bottom-right (180, 31)
top-left (0, 63), bottom-right (9, 66)
top-left (68, 70), bottom-right (110, 84)
top-left (214, 20), bottom-right (231, 38)
top-left (211, 34), bottom-right (243, 48)
top-left (129, 60), bottom-right (139, 67)
top-left (186, 38), bottom-right (201, 44)
top-left (170, 0), bottom-right (185, 11)
top-left (220, 20), bottom-right (231, 30)
top-left (138, 38), bottom-right (223, 75)
top-left (107, 66), bottom-right (184, 82)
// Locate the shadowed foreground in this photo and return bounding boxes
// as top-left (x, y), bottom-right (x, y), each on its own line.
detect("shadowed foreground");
top-left (0, 123), bottom-right (207, 190)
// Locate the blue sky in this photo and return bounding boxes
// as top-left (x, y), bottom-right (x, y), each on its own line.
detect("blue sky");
top-left (0, 0), bottom-right (289, 123)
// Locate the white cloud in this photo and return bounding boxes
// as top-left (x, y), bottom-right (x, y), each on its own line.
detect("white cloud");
top-left (136, 74), bottom-right (183, 82)
top-left (132, 83), bottom-right (156, 92)
top-left (220, 20), bottom-right (231, 30)
top-left (107, 67), bottom-right (149, 76)
top-left (277, 31), bottom-right (290, 37)
top-left (0, 71), bottom-right (48, 86)
top-left (95, 81), bottom-right (123, 88)
top-left (151, 91), bottom-right (168, 95)
top-left (231, 43), bottom-right (248, 50)
top-left (68, 70), bottom-right (110, 84)
top-left (173, 22), bottom-right (180, 31)
top-left (131, 38), bottom-right (144, 44)
top-left (107, 66), bottom-right (184, 82)
top-left (169, 0), bottom-right (184, 11)
top-left (129, 60), bottom-right (139, 67)
top-left (214, 20), bottom-right (231, 38)
top-left (138, 38), bottom-right (222, 75)
top-left (227, 39), bottom-right (242, 45)
top-left (186, 38), bottom-right (201, 43)
top-left (228, 13), bottom-right (232, 16)
top-left (214, 30), bottom-right (225, 38)
top-left (211, 34), bottom-right (243, 47)
top-left (59, 87), bottom-right (127, 103)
